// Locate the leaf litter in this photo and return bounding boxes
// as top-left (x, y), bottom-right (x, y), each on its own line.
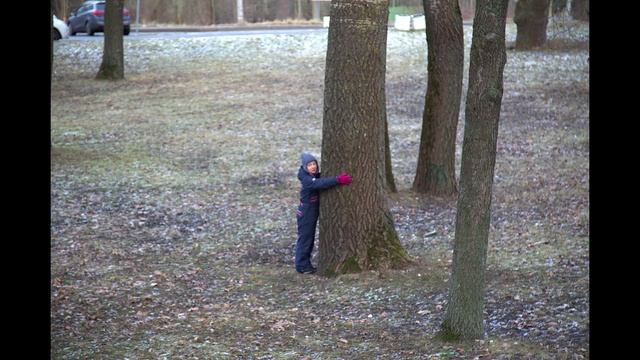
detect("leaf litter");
top-left (52, 21), bottom-right (588, 359)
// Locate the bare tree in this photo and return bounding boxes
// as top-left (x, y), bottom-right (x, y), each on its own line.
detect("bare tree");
top-left (514, 0), bottom-right (551, 50)
top-left (176, 0), bottom-right (184, 23)
top-left (96, 0), bottom-right (124, 80)
top-left (96, 0), bottom-right (125, 80)
top-left (438, 0), bottom-right (509, 340)
top-left (211, 0), bottom-right (217, 24)
top-left (384, 116), bottom-right (397, 193)
top-left (318, 0), bottom-right (410, 276)
top-left (237, 0), bottom-right (245, 22)
top-left (570, 0), bottom-right (588, 21)
top-left (51, 0), bottom-right (54, 77)
top-left (412, 0), bottom-right (464, 197)
top-left (552, 0), bottom-right (567, 15)
top-left (297, 0), bottom-right (304, 19)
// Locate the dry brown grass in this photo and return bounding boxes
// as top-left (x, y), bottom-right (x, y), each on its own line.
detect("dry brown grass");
top-left (51, 25), bottom-right (588, 359)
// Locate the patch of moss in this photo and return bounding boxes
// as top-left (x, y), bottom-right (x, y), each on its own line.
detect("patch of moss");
top-left (366, 218), bottom-right (410, 269)
top-left (322, 267), bottom-right (337, 278)
top-left (435, 322), bottom-right (461, 342)
top-left (340, 256), bottom-right (362, 274)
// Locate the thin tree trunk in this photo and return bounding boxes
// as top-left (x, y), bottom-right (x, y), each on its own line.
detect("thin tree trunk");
top-left (51, 0), bottom-right (54, 77)
top-left (51, 0), bottom-right (54, 147)
top-left (96, 0), bottom-right (125, 80)
top-left (439, 0), bottom-right (508, 341)
top-left (384, 114), bottom-right (397, 193)
top-left (297, 0), bottom-right (304, 19)
top-left (211, 0), bottom-right (216, 25)
top-left (514, 0), bottom-right (550, 50)
top-left (413, 0), bottom-right (464, 197)
top-left (312, 0), bottom-right (321, 20)
top-left (276, 0), bottom-right (291, 20)
top-left (176, 0), bottom-right (185, 24)
top-left (570, 0), bottom-right (588, 21)
top-left (237, 0), bottom-right (244, 23)
top-left (551, 0), bottom-right (567, 15)
top-left (319, 0), bottom-right (410, 276)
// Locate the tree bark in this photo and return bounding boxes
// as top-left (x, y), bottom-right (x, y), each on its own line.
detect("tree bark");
top-left (176, 0), bottom-right (184, 23)
top-left (297, 0), bottom-right (304, 19)
top-left (551, 0), bottom-right (567, 15)
top-left (412, 0), bottom-right (464, 197)
top-left (319, 0), bottom-right (410, 276)
top-left (276, 0), bottom-right (292, 19)
top-left (570, 0), bottom-right (588, 21)
top-left (439, 0), bottom-right (508, 341)
top-left (384, 114), bottom-right (397, 193)
top-left (514, 0), bottom-right (550, 50)
top-left (211, 0), bottom-right (217, 24)
top-left (51, 0), bottom-right (54, 78)
top-left (237, 0), bottom-right (245, 22)
top-left (96, 0), bottom-right (125, 80)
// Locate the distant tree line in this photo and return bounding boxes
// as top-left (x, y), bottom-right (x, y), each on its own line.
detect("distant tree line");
top-left (52, 0), bottom-right (509, 25)
top-left (53, 0), bottom-right (318, 24)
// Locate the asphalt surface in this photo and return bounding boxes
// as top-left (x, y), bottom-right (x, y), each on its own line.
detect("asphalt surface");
top-left (67, 27), bottom-right (326, 40)
top-left (136, 24), bottom-right (324, 32)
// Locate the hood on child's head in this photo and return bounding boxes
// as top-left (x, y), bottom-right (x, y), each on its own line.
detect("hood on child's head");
top-left (300, 152), bottom-right (319, 171)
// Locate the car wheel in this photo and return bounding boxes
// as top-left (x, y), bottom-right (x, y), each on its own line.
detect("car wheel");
top-left (86, 23), bottom-right (94, 36)
top-left (124, 27), bottom-right (130, 36)
top-left (52, 28), bottom-right (61, 41)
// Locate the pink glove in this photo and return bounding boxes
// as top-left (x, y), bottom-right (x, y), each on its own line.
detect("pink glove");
top-left (336, 172), bottom-right (352, 185)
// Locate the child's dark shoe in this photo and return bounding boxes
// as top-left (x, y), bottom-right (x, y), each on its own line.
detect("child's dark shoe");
top-left (297, 267), bottom-right (317, 274)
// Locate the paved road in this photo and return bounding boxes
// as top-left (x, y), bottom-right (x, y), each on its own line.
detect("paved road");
top-left (66, 27), bottom-right (327, 41)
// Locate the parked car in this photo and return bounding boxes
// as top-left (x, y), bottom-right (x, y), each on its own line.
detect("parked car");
top-left (67, 1), bottom-right (131, 36)
top-left (53, 14), bottom-right (70, 40)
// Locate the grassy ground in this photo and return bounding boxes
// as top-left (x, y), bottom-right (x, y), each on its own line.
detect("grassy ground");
top-left (51, 24), bottom-right (588, 359)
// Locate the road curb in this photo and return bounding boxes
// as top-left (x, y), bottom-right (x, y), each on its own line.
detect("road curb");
top-left (133, 21), bottom-right (473, 33)
top-left (135, 24), bottom-right (324, 33)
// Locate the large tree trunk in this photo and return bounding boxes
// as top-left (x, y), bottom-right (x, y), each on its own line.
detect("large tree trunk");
top-left (439, 0), bottom-right (508, 341)
top-left (318, 0), bottom-right (410, 276)
top-left (96, 0), bottom-right (125, 80)
top-left (514, 0), bottom-right (550, 50)
top-left (570, 0), bottom-right (588, 21)
top-left (412, 0), bottom-right (464, 197)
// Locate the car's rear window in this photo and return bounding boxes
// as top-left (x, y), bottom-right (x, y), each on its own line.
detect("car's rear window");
top-left (96, 4), bottom-right (105, 10)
